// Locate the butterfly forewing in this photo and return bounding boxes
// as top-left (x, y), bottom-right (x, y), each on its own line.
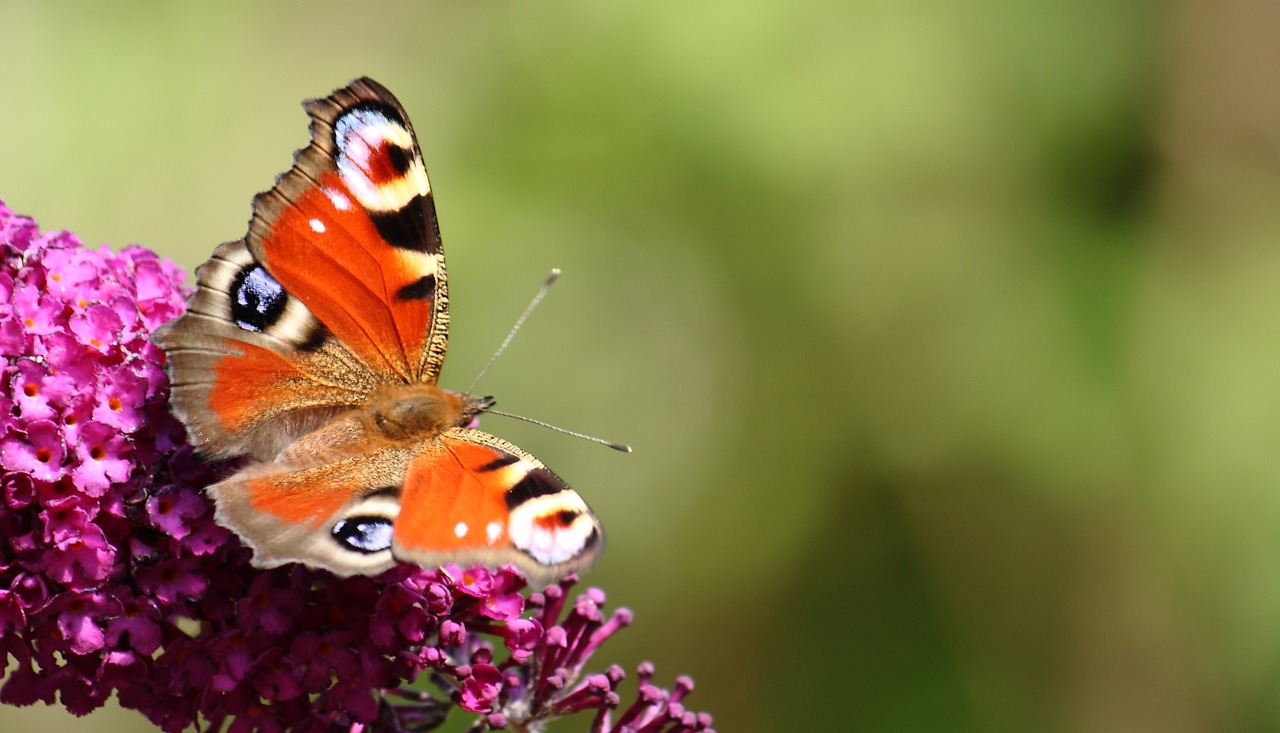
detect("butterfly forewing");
top-left (153, 239), bottom-right (371, 460)
top-left (247, 77), bottom-right (449, 384)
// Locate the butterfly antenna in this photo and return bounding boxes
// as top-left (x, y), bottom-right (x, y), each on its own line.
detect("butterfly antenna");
top-left (487, 408), bottom-right (633, 453)
top-left (466, 268), bottom-right (561, 396)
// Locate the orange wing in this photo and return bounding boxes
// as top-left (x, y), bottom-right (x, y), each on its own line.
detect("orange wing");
top-left (248, 78), bottom-right (449, 383)
top-left (393, 429), bottom-right (603, 587)
top-left (205, 425), bottom-right (601, 586)
top-left (154, 79), bottom-right (451, 460)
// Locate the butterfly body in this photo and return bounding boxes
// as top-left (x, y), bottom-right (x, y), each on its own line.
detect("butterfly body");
top-left (153, 78), bottom-right (603, 585)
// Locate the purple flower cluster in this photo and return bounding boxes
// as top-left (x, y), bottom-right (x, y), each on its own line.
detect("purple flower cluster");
top-left (429, 571), bottom-right (712, 733)
top-left (0, 200), bottom-right (712, 732)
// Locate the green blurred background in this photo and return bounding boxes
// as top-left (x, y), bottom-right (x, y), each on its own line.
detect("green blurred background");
top-left (4, 1), bottom-right (1280, 731)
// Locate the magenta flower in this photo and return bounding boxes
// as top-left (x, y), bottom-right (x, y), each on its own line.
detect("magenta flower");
top-left (0, 200), bottom-right (713, 732)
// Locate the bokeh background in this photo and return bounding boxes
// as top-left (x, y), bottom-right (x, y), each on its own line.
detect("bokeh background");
top-left (3, 1), bottom-right (1280, 731)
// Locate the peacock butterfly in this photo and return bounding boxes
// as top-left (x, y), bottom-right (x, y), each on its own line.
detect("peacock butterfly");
top-left (152, 78), bottom-right (603, 586)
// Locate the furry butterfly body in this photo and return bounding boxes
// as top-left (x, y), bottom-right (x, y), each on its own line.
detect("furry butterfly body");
top-left (153, 78), bottom-right (602, 585)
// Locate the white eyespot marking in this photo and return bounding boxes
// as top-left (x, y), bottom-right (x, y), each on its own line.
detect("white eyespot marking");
top-left (487, 521), bottom-right (504, 546)
top-left (507, 494), bottom-right (597, 565)
top-left (333, 108), bottom-right (430, 213)
top-left (326, 188), bottom-right (351, 211)
top-left (309, 218), bottom-right (326, 233)
top-left (454, 521), bottom-right (468, 538)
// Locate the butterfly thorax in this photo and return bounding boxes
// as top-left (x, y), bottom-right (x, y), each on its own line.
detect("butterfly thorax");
top-left (368, 383), bottom-right (492, 442)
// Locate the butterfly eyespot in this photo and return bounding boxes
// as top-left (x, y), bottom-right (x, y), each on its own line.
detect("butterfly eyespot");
top-left (333, 107), bottom-right (413, 190)
top-left (332, 516), bottom-right (394, 554)
top-left (230, 265), bottom-right (287, 332)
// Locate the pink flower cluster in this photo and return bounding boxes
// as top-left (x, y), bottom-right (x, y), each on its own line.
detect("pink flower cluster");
top-left (0, 200), bottom-right (712, 732)
top-left (441, 575), bottom-right (714, 733)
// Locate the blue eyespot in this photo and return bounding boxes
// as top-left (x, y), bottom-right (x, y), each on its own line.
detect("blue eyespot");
top-left (332, 517), bottom-right (394, 554)
top-left (230, 265), bottom-right (286, 332)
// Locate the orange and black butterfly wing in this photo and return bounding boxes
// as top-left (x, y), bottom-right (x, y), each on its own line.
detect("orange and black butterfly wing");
top-left (202, 411), bottom-right (406, 577)
top-left (392, 429), bottom-right (603, 587)
top-left (247, 78), bottom-right (449, 384)
top-left (154, 78), bottom-right (449, 460)
top-left (206, 426), bottom-right (602, 585)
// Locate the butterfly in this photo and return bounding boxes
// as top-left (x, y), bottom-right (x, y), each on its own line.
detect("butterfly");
top-left (152, 78), bottom-right (603, 586)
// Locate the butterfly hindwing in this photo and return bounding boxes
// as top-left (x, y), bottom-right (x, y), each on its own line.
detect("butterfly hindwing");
top-left (208, 412), bottom-right (407, 576)
top-left (208, 423), bottom-right (602, 585)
